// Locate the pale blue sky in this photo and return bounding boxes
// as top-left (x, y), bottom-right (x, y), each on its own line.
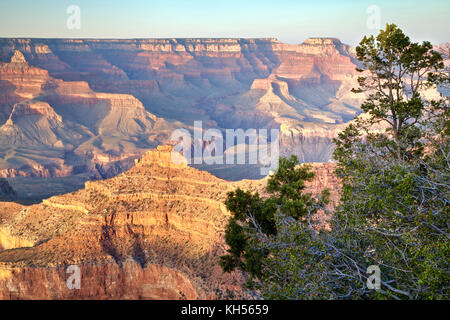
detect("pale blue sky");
top-left (0, 0), bottom-right (448, 45)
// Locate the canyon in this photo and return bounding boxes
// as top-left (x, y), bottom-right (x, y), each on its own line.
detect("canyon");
top-left (0, 37), bottom-right (446, 300)
top-left (0, 38), bottom-right (447, 200)
top-left (0, 37), bottom-right (364, 199)
top-left (0, 37), bottom-right (357, 299)
top-left (0, 146), bottom-right (340, 299)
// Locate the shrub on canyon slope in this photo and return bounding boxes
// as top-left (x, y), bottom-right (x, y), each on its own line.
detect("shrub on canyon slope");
top-left (221, 24), bottom-right (449, 299)
top-left (219, 155), bottom-right (329, 287)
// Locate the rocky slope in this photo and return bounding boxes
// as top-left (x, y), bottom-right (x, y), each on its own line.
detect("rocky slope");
top-left (0, 146), bottom-right (339, 299)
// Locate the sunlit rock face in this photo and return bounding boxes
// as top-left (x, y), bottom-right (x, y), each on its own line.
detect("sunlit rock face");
top-left (0, 147), bottom-right (240, 299)
top-left (0, 146), bottom-right (339, 299)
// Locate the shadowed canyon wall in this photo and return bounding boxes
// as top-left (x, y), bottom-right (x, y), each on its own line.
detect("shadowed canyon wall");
top-left (0, 38), bottom-right (365, 198)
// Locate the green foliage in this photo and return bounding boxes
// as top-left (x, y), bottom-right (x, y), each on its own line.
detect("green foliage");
top-left (330, 23), bottom-right (449, 299)
top-left (219, 24), bottom-right (449, 300)
top-left (352, 23), bottom-right (445, 160)
top-left (219, 155), bottom-right (319, 282)
top-left (329, 152), bottom-right (449, 299)
top-left (266, 157), bottom-right (317, 219)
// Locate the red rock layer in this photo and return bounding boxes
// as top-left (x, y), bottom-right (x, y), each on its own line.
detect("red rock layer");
top-left (0, 146), bottom-right (339, 299)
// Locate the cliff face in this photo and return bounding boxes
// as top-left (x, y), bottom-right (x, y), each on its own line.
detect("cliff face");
top-left (0, 39), bottom-right (362, 144)
top-left (0, 146), bottom-right (245, 299)
top-left (0, 146), bottom-right (340, 299)
top-left (0, 37), bottom-right (364, 198)
top-left (0, 49), bottom-right (176, 184)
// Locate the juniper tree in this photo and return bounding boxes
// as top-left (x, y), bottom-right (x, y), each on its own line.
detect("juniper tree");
top-left (331, 24), bottom-right (449, 299)
top-left (220, 24), bottom-right (449, 300)
top-left (219, 155), bottom-right (329, 287)
top-left (350, 23), bottom-right (445, 161)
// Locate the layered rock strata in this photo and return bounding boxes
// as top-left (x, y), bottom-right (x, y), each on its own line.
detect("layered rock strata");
top-left (0, 146), bottom-right (340, 299)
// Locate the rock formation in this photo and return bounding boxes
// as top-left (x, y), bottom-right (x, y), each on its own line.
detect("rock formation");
top-left (0, 49), bottom-right (177, 195)
top-left (0, 146), bottom-right (339, 299)
top-left (0, 38), bottom-right (363, 187)
top-left (1, 38), bottom-right (446, 199)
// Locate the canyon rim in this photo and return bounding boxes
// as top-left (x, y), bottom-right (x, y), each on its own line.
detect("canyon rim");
top-left (0, 0), bottom-right (448, 304)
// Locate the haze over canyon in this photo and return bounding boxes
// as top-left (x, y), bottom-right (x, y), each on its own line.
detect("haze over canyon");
top-left (0, 37), bottom-right (371, 200)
